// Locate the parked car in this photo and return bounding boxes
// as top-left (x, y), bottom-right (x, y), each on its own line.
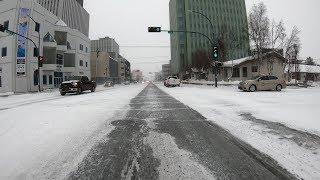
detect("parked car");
top-left (104, 81), bottom-right (114, 87)
top-left (59, 76), bottom-right (96, 96)
top-left (164, 76), bottom-right (181, 87)
top-left (238, 75), bottom-right (286, 92)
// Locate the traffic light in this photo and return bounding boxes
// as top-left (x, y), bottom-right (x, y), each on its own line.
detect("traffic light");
top-left (148, 27), bottom-right (161, 32)
top-left (213, 46), bottom-right (219, 60)
top-left (0, 24), bottom-right (5, 32)
top-left (38, 56), bottom-right (45, 67)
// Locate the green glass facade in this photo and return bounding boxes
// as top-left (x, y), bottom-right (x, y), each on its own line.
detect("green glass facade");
top-left (169, 0), bottom-right (250, 74)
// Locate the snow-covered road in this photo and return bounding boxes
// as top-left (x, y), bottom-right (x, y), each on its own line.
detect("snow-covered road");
top-left (159, 84), bottom-right (320, 179)
top-left (0, 84), bottom-right (146, 179)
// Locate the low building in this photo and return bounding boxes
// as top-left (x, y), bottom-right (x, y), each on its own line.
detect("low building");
top-left (286, 64), bottom-right (320, 82)
top-left (132, 70), bottom-right (143, 82)
top-left (221, 51), bottom-right (287, 81)
top-left (90, 37), bottom-right (125, 84)
top-left (124, 59), bottom-right (131, 81)
top-left (90, 51), bottom-right (110, 84)
top-left (118, 55), bottom-right (126, 83)
top-left (162, 64), bottom-right (171, 79)
top-left (0, 0), bottom-right (90, 93)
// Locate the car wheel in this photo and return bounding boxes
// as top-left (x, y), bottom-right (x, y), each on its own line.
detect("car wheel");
top-left (60, 92), bottom-right (66, 96)
top-left (249, 85), bottom-right (257, 92)
top-left (91, 86), bottom-right (96, 92)
top-left (276, 84), bottom-right (282, 91)
top-left (77, 88), bottom-right (82, 95)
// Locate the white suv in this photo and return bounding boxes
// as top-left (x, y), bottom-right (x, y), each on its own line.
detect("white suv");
top-left (164, 76), bottom-right (181, 87)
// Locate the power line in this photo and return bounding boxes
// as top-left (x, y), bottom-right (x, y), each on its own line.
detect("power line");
top-left (120, 45), bottom-right (170, 48)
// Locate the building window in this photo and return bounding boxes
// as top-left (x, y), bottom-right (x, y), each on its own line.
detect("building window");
top-left (80, 44), bottom-right (83, 51)
top-left (85, 62), bottom-right (88, 67)
top-left (56, 54), bottom-right (63, 65)
top-left (33, 47), bottom-right (38, 57)
top-left (35, 22), bottom-right (40, 32)
top-left (43, 75), bottom-right (47, 85)
top-left (242, 67), bottom-right (248, 77)
top-left (3, 21), bottom-right (9, 30)
top-left (1, 47), bottom-right (7, 57)
top-left (252, 66), bottom-right (258, 73)
top-left (79, 60), bottom-right (83, 66)
top-left (232, 67), bottom-right (240, 77)
top-left (0, 76), bottom-right (2, 87)
top-left (49, 75), bottom-right (53, 84)
top-left (85, 47), bottom-right (88, 53)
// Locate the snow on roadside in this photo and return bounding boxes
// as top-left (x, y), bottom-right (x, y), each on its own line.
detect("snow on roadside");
top-left (0, 84), bottom-right (146, 179)
top-left (159, 84), bottom-right (320, 179)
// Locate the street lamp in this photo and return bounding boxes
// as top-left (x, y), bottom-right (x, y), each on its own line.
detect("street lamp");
top-left (27, 14), bottom-right (41, 92)
top-left (187, 10), bottom-right (218, 87)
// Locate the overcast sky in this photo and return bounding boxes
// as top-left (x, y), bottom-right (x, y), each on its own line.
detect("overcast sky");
top-left (84, 0), bottom-right (320, 75)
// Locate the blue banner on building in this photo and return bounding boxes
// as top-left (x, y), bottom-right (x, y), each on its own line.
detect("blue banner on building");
top-left (16, 8), bottom-right (30, 76)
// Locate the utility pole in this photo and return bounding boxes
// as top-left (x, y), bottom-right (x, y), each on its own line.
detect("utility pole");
top-left (95, 49), bottom-right (100, 83)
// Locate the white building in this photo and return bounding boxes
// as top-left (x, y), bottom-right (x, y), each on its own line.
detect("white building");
top-left (0, 0), bottom-right (90, 93)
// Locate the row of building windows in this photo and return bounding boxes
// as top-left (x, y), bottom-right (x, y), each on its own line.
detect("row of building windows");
top-left (79, 60), bottom-right (88, 67)
top-left (42, 75), bottom-right (53, 85)
top-left (232, 66), bottom-right (259, 77)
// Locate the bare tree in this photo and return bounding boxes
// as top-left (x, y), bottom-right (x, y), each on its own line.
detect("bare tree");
top-left (248, 2), bottom-right (270, 73)
top-left (283, 26), bottom-right (301, 82)
top-left (270, 19), bottom-right (286, 49)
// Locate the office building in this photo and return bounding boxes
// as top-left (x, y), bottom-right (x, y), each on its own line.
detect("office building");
top-left (37, 0), bottom-right (89, 36)
top-left (169, 0), bottom-right (250, 75)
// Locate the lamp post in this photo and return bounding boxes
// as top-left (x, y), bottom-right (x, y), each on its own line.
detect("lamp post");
top-left (27, 15), bottom-right (41, 92)
top-left (187, 10), bottom-right (218, 87)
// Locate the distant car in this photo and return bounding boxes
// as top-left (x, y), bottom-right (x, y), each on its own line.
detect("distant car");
top-left (164, 76), bottom-right (181, 87)
top-left (59, 76), bottom-right (96, 96)
top-left (238, 75), bottom-right (286, 92)
top-left (124, 81), bottom-right (130, 85)
top-left (104, 81), bottom-right (114, 87)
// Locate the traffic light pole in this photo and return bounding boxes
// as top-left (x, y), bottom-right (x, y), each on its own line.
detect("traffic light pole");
top-left (188, 10), bottom-right (218, 87)
top-left (162, 30), bottom-right (218, 87)
top-left (28, 15), bottom-right (41, 92)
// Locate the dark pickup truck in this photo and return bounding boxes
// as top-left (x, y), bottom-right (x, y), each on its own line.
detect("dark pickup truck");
top-left (59, 76), bottom-right (96, 96)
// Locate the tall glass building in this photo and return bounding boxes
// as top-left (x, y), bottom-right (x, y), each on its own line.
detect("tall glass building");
top-left (169, 0), bottom-right (250, 74)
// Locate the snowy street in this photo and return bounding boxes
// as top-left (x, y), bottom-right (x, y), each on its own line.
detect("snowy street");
top-left (159, 84), bottom-right (320, 179)
top-left (0, 84), bottom-right (146, 179)
top-left (0, 83), bottom-right (319, 179)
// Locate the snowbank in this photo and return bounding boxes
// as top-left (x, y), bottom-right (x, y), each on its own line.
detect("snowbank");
top-left (0, 84), bottom-right (146, 179)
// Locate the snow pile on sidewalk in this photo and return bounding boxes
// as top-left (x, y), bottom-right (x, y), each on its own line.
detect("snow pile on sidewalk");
top-left (159, 84), bottom-right (320, 179)
top-left (0, 84), bottom-right (146, 179)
